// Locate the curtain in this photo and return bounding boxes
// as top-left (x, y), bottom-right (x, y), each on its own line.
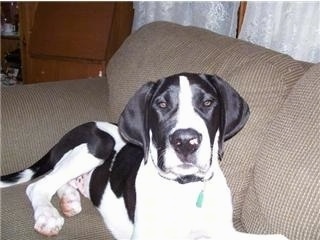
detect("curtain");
top-left (239, 2), bottom-right (320, 63)
top-left (132, 2), bottom-right (240, 37)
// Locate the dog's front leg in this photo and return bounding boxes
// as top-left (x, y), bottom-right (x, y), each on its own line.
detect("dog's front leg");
top-left (26, 144), bottom-right (103, 236)
top-left (130, 161), bottom-right (176, 240)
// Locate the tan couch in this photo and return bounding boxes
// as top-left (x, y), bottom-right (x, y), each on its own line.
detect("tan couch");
top-left (1, 22), bottom-right (319, 240)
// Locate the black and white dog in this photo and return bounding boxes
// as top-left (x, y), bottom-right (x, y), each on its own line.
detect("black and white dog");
top-left (1, 73), bottom-right (287, 239)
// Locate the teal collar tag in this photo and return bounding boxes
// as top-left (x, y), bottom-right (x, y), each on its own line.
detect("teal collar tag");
top-left (196, 182), bottom-right (207, 208)
top-left (196, 190), bottom-right (204, 208)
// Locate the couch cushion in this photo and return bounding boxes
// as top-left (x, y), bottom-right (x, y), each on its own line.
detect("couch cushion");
top-left (241, 64), bottom-right (320, 239)
top-left (106, 21), bottom-right (308, 229)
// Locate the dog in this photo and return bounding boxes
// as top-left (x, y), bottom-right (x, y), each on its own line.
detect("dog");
top-left (1, 73), bottom-right (287, 239)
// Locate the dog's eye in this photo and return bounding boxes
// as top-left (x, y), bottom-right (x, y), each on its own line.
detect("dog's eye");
top-left (158, 101), bottom-right (168, 109)
top-left (203, 99), bottom-right (213, 107)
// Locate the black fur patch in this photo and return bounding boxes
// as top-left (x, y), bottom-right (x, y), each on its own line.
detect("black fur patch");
top-left (89, 150), bottom-right (115, 207)
top-left (110, 144), bottom-right (143, 222)
top-left (0, 171), bottom-right (24, 183)
top-left (89, 143), bottom-right (143, 222)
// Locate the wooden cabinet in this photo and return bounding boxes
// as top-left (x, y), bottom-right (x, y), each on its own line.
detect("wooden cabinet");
top-left (19, 2), bottom-right (133, 84)
top-left (29, 58), bottom-right (106, 83)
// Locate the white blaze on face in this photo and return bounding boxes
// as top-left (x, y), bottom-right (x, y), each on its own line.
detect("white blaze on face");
top-left (160, 76), bottom-right (212, 178)
top-left (175, 76), bottom-right (196, 129)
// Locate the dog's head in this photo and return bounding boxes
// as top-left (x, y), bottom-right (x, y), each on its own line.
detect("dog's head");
top-left (118, 73), bottom-right (249, 184)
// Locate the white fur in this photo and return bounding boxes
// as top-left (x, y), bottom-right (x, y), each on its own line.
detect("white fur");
top-left (96, 121), bottom-right (126, 152)
top-left (97, 184), bottom-right (133, 239)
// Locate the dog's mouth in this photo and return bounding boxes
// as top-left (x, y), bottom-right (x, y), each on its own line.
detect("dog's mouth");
top-left (169, 163), bottom-right (206, 175)
top-left (157, 163), bottom-right (213, 184)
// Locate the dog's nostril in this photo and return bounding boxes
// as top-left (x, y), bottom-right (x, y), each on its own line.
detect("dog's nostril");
top-left (169, 129), bottom-right (202, 155)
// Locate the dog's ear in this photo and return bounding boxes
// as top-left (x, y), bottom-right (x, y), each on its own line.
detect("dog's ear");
top-left (118, 82), bottom-right (156, 162)
top-left (204, 74), bottom-right (250, 158)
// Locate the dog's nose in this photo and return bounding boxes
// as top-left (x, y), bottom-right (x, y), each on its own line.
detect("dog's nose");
top-left (169, 129), bottom-right (202, 156)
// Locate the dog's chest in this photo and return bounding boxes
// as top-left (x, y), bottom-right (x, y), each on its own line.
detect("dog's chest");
top-left (132, 161), bottom-right (231, 239)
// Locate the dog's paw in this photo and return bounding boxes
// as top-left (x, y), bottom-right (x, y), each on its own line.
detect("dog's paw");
top-left (57, 183), bottom-right (82, 217)
top-left (59, 193), bottom-right (82, 217)
top-left (34, 205), bottom-right (64, 236)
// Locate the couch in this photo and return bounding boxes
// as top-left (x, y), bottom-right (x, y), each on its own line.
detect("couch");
top-left (1, 22), bottom-right (319, 240)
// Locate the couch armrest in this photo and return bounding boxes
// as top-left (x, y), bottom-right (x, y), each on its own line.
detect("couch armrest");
top-left (1, 77), bottom-right (108, 175)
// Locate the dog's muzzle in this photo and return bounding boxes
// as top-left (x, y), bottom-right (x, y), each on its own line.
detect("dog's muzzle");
top-left (162, 128), bottom-right (212, 184)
